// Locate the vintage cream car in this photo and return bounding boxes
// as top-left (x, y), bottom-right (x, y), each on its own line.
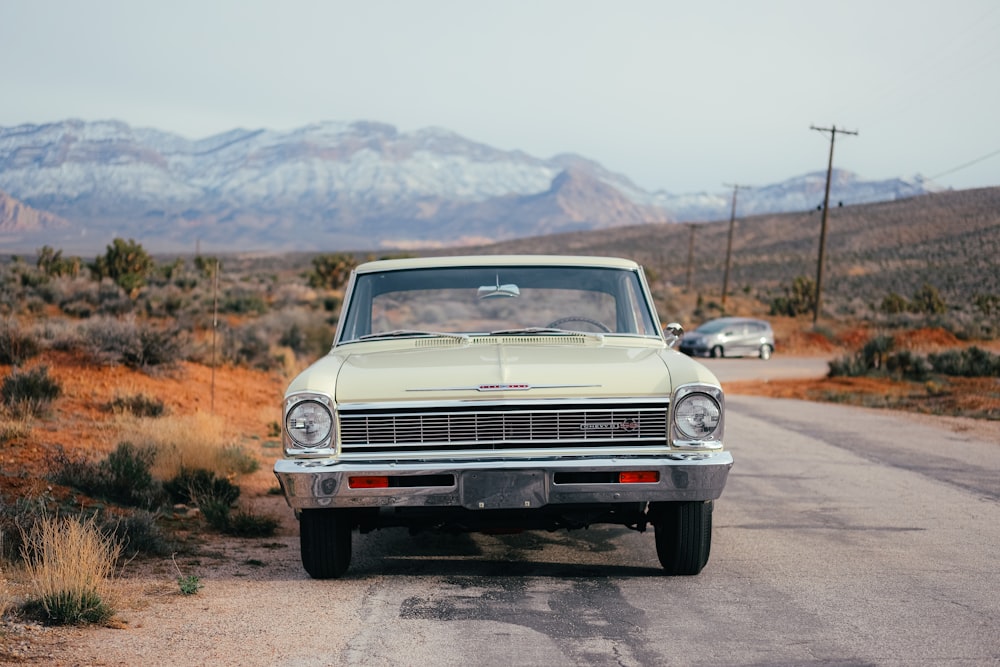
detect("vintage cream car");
top-left (274, 255), bottom-right (732, 578)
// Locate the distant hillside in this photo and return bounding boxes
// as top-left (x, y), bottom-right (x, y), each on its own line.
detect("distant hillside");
top-left (0, 189), bottom-right (70, 238)
top-left (0, 119), bottom-right (943, 253)
top-left (445, 186), bottom-right (1000, 315)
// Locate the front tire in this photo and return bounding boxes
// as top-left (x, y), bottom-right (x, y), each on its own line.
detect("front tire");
top-left (651, 501), bottom-right (713, 575)
top-left (710, 345), bottom-right (724, 358)
top-left (759, 344), bottom-right (773, 360)
top-left (300, 509), bottom-right (353, 579)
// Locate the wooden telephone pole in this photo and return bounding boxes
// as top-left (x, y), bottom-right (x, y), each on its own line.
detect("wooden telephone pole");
top-left (720, 183), bottom-right (749, 310)
top-left (810, 124), bottom-right (858, 324)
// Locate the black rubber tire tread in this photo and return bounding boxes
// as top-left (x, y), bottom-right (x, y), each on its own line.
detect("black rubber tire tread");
top-left (711, 346), bottom-right (724, 358)
top-left (652, 500), bottom-right (713, 575)
top-left (760, 344), bottom-right (773, 360)
top-left (300, 509), bottom-right (352, 579)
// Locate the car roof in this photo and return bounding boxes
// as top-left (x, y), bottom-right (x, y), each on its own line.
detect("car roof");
top-left (355, 255), bottom-right (642, 274)
top-left (702, 317), bottom-right (771, 326)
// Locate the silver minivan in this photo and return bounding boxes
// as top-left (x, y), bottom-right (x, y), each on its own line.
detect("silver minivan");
top-left (679, 317), bottom-right (775, 360)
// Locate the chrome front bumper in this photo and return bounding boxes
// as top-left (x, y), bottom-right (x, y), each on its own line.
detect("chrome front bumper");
top-left (274, 453), bottom-right (733, 510)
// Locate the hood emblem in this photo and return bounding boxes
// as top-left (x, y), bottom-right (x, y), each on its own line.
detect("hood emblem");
top-left (407, 382), bottom-right (600, 393)
top-left (477, 383), bottom-right (530, 392)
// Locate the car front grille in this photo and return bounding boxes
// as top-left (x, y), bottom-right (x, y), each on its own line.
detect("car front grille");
top-left (338, 400), bottom-right (669, 455)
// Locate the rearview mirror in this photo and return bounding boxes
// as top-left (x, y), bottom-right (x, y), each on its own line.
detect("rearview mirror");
top-left (663, 322), bottom-right (684, 348)
top-left (477, 279), bottom-right (520, 299)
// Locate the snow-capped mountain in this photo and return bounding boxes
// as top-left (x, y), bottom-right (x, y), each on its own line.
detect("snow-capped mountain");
top-left (0, 119), bottom-right (943, 252)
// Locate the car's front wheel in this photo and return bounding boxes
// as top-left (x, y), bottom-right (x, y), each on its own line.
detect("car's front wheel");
top-left (300, 509), bottom-right (353, 579)
top-left (759, 344), bottom-right (773, 360)
top-left (710, 345), bottom-right (724, 358)
top-left (650, 500), bottom-right (713, 575)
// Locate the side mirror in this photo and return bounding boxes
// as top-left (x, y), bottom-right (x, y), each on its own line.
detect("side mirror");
top-left (663, 322), bottom-right (684, 348)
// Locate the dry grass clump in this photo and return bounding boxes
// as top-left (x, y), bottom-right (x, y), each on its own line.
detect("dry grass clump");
top-left (0, 412), bottom-right (31, 445)
top-left (20, 516), bottom-right (122, 625)
top-left (116, 412), bottom-right (259, 482)
top-left (0, 562), bottom-right (12, 619)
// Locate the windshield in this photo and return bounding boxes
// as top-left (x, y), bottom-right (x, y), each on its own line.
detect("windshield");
top-left (338, 264), bottom-right (661, 343)
top-left (695, 320), bottom-right (732, 334)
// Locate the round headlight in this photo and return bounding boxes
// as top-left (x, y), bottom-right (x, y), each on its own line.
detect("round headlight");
top-left (285, 399), bottom-right (333, 447)
top-left (673, 393), bottom-right (721, 439)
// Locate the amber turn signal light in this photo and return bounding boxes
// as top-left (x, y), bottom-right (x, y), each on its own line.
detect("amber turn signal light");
top-left (349, 476), bottom-right (390, 489)
top-left (619, 471), bottom-right (659, 484)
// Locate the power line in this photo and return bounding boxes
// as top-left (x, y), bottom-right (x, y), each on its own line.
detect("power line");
top-left (931, 147), bottom-right (1000, 180)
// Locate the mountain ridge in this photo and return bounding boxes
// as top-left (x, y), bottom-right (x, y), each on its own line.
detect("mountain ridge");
top-left (0, 119), bottom-right (947, 253)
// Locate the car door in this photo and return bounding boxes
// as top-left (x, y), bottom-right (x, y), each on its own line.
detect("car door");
top-left (729, 323), bottom-right (751, 356)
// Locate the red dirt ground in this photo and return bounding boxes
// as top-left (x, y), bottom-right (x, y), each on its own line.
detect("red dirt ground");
top-left (1, 350), bottom-right (287, 505)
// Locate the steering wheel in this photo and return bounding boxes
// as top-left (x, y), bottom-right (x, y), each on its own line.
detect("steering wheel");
top-left (546, 316), bottom-right (612, 333)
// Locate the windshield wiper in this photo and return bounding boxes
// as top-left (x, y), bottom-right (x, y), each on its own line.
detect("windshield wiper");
top-left (489, 327), bottom-right (603, 339)
top-left (356, 329), bottom-right (470, 342)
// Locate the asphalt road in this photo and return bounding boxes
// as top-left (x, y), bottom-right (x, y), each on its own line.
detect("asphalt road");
top-left (48, 357), bottom-right (1000, 666)
top-left (698, 354), bottom-right (833, 383)
top-left (324, 395), bottom-right (999, 666)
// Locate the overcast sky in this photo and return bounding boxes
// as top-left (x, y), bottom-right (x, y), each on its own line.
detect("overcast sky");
top-left (2, 0), bottom-right (998, 194)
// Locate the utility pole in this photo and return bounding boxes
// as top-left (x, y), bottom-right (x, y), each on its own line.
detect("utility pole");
top-left (685, 224), bottom-right (696, 292)
top-left (720, 183), bottom-right (749, 310)
top-left (810, 124), bottom-right (858, 325)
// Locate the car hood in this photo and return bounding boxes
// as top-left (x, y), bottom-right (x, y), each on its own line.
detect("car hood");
top-left (287, 338), bottom-right (720, 403)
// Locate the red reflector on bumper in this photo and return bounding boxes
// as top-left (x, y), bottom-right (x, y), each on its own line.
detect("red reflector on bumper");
top-left (619, 471), bottom-right (659, 484)
top-left (349, 476), bottom-right (389, 489)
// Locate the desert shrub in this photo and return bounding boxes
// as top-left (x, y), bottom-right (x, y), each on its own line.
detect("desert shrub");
top-left (193, 255), bottom-right (220, 279)
top-left (100, 510), bottom-right (171, 558)
top-left (199, 500), bottom-right (278, 538)
top-left (106, 393), bottom-right (165, 418)
top-left (80, 317), bottom-right (186, 370)
top-left (828, 354), bottom-right (870, 378)
top-left (0, 318), bottom-right (40, 364)
top-left (154, 258), bottom-right (185, 284)
top-left (885, 349), bottom-right (932, 382)
top-left (881, 292), bottom-right (909, 315)
top-left (0, 496), bottom-right (50, 562)
top-left (20, 515), bottom-right (121, 625)
top-left (307, 253), bottom-right (357, 290)
top-left (973, 294), bottom-right (999, 317)
top-left (770, 275), bottom-right (816, 317)
top-left (277, 318), bottom-right (334, 360)
top-left (224, 508), bottom-right (279, 538)
top-left (830, 336), bottom-right (1000, 381)
top-left (860, 334), bottom-right (895, 371)
top-left (141, 285), bottom-right (189, 318)
top-left (221, 288), bottom-right (268, 315)
top-left (164, 468), bottom-right (240, 507)
top-left (219, 322), bottom-right (279, 370)
top-left (828, 334), bottom-right (894, 378)
top-left (323, 295), bottom-right (341, 312)
top-left (910, 283), bottom-right (947, 315)
top-left (2, 365), bottom-right (61, 417)
top-left (51, 442), bottom-right (166, 511)
top-left (117, 412), bottom-right (259, 482)
top-left (95, 280), bottom-right (136, 316)
top-left (18, 267), bottom-right (48, 289)
top-left (927, 346), bottom-right (1000, 377)
top-left (198, 498), bottom-right (234, 532)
